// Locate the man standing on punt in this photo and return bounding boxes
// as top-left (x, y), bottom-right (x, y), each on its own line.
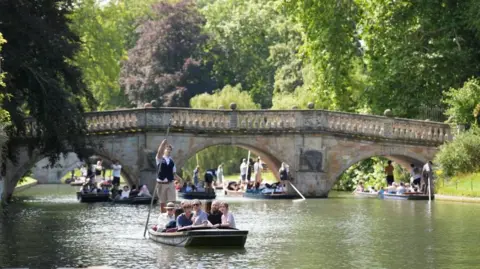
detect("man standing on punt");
top-left (156, 139), bottom-right (182, 213)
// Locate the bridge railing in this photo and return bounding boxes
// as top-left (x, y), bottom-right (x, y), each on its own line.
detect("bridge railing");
top-left (82, 108), bottom-right (451, 144)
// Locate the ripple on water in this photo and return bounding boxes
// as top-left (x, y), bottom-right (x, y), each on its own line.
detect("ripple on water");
top-left (1, 187), bottom-right (480, 268)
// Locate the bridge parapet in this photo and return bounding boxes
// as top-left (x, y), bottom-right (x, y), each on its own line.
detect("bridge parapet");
top-left (22, 108), bottom-right (449, 145)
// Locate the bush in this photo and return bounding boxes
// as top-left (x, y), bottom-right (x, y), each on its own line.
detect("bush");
top-left (443, 78), bottom-right (480, 125)
top-left (434, 128), bottom-right (480, 177)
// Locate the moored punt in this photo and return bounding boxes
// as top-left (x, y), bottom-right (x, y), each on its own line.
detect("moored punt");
top-left (113, 196), bottom-right (158, 205)
top-left (178, 191), bottom-right (216, 200)
top-left (383, 193), bottom-right (434, 200)
top-left (353, 191), bottom-right (378, 198)
top-left (243, 189), bottom-right (298, 200)
top-left (77, 192), bottom-right (110, 203)
top-left (224, 189), bottom-right (245, 197)
top-left (148, 227), bottom-right (248, 248)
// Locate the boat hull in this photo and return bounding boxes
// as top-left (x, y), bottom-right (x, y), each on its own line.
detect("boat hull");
top-left (243, 190), bottom-right (298, 200)
top-left (178, 191), bottom-right (216, 200)
top-left (113, 197), bottom-right (158, 204)
top-left (224, 190), bottom-right (245, 197)
top-left (77, 192), bottom-right (110, 203)
top-left (353, 192), bottom-right (378, 198)
top-left (383, 193), bottom-right (434, 200)
top-left (148, 228), bottom-right (248, 248)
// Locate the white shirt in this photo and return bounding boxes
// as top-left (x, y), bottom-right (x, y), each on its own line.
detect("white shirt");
top-left (221, 212), bottom-right (236, 228)
top-left (253, 162), bottom-right (263, 173)
top-left (158, 212), bottom-right (176, 226)
top-left (80, 167), bottom-right (87, 177)
top-left (387, 185), bottom-right (396, 193)
top-left (156, 156), bottom-right (177, 182)
top-left (121, 190), bottom-right (130, 199)
top-left (112, 164), bottom-right (122, 177)
top-left (96, 161), bottom-right (103, 170)
top-left (396, 186), bottom-right (406, 194)
top-left (240, 162), bottom-right (248, 175)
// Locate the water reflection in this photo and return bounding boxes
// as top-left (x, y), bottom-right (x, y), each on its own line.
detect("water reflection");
top-left (1, 186), bottom-right (480, 268)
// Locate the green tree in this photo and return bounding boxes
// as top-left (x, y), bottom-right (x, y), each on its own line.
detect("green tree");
top-left (69, 0), bottom-right (158, 110)
top-left (435, 128), bottom-right (480, 177)
top-left (443, 78), bottom-right (480, 125)
top-left (0, 0), bottom-right (95, 164)
top-left (121, 0), bottom-right (215, 107)
top-left (285, 0), bottom-right (365, 112)
top-left (202, 0), bottom-right (303, 108)
top-left (190, 84), bottom-right (259, 109)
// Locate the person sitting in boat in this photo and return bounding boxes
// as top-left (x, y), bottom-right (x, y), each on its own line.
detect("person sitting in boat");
top-left (177, 201), bottom-right (194, 229)
top-left (101, 185), bottom-right (109, 194)
top-left (191, 199), bottom-right (209, 226)
top-left (157, 202), bottom-right (177, 230)
top-left (213, 202), bottom-right (236, 229)
top-left (354, 182), bottom-right (365, 192)
top-left (138, 185), bottom-right (152, 198)
top-left (120, 185), bottom-right (130, 199)
top-left (396, 182), bottom-right (406, 194)
top-left (80, 184), bottom-right (89, 194)
top-left (208, 200), bottom-right (223, 226)
top-left (369, 186), bottom-right (377, 193)
top-left (387, 183), bottom-right (397, 194)
top-left (275, 183), bottom-right (285, 193)
top-left (90, 184), bottom-right (99, 194)
top-left (111, 185), bottom-right (120, 199)
top-left (196, 182), bottom-right (205, 192)
top-left (378, 187), bottom-right (385, 198)
top-left (227, 181), bottom-right (238, 191)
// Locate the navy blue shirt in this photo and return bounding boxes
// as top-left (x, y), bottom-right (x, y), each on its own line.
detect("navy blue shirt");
top-left (176, 213), bottom-right (193, 228)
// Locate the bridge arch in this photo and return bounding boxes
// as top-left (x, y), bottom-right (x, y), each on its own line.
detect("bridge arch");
top-left (170, 135), bottom-right (288, 181)
top-left (327, 143), bottom-right (434, 190)
top-left (4, 146), bottom-right (137, 202)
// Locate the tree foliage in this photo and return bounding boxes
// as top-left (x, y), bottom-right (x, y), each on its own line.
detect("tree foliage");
top-left (202, 0), bottom-right (303, 108)
top-left (0, 32), bottom-right (5, 87)
top-left (443, 78), bottom-right (480, 125)
top-left (0, 0), bottom-right (95, 164)
top-left (435, 128), bottom-right (480, 177)
top-left (121, 0), bottom-right (215, 107)
top-left (190, 84), bottom-right (259, 110)
top-left (69, 0), bottom-right (158, 110)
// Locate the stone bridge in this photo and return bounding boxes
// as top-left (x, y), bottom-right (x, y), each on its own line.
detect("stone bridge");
top-left (1, 107), bottom-right (452, 200)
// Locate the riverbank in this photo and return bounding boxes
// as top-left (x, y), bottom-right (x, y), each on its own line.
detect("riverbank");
top-left (436, 172), bottom-right (480, 198)
top-left (15, 177), bottom-right (38, 192)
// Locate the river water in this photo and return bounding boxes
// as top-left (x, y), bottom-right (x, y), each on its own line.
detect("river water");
top-left (1, 185), bottom-right (480, 269)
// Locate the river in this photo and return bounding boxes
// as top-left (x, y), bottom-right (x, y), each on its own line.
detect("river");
top-left (1, 185), bottom-right (480, 269)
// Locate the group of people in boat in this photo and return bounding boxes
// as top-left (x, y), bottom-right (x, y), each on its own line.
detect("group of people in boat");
top-left (79, 183), bottom-right (152, 200)
top-left (153, 199), bottom-right (236, 232)
top-left (355, 161), bottom-right (435, 196)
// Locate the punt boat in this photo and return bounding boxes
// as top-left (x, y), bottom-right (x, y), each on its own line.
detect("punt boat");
top-left (77, 192), bottom-right (110, 203)
top-left (383, 193), bottom-right (433, 200)
top-left (148, 227), bottom-right (248, 248)
top-left (243, 189), bottom-right (298, 200)
top-left (177, 191), bottom-right (216, 200)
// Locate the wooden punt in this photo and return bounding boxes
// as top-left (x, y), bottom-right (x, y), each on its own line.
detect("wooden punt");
top-left (178, 191), bottom-right (216, 200)
top-left (224, 189), bottom-right (245, 197)
top-left (77, 192), bottom-right (110, 203)
top-left (383, 193), bottom-right (434, 200)
top-left (148, 227), bottom-right (248, 248)
top-left (243, 189), bottom-right (298, 200)
top-left (113, 196), bottom-right (158, 205)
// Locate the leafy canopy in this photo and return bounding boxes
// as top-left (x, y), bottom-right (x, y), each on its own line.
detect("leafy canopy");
top-left (0, 0), bottom-right (95, 164)
top-left (190, 84), bottom-right (259, 110)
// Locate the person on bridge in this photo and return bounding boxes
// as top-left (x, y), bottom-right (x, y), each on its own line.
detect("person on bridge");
top-left (384, 160), bottom-right (394, 186)
top-left (156, 139), bottom-right (183, 213)
top-left (111, 160), bottom-right (122, 187)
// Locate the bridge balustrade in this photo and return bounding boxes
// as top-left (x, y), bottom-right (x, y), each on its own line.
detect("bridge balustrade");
top-left (22, 108), bottom-right (450, 144)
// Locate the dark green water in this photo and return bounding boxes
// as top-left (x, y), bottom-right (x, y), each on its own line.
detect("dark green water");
top-left (1, 185), bottom-right (480, 269)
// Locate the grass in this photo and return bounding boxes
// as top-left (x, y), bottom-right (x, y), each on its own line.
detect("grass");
top-left (16, 176), bottom-right (38, 187)
top-left (61, 169), bottom-right (127, 184)
top-left (436, 172), bottom-right (480, 197)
